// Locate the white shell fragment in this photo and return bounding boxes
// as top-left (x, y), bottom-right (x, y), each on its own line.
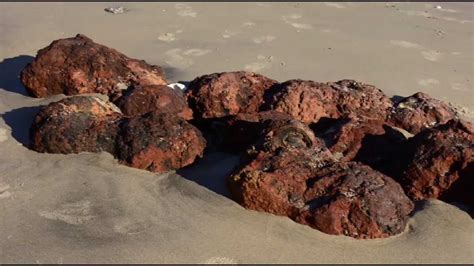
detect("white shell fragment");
top-left (167, 83), bottom-right (187, 91)
top-left (104, 6), bottom-right (126, 14)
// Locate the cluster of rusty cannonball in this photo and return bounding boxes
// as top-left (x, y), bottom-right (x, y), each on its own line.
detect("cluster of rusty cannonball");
top-left (21, 34), bottom-right (472, 239)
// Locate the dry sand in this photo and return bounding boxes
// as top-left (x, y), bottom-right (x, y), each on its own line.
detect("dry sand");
top-left (0, 2), bottom-right (473, 264)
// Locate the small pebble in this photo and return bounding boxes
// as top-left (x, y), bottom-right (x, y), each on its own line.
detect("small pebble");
top-left (435, 5), bottom-right (442, 9)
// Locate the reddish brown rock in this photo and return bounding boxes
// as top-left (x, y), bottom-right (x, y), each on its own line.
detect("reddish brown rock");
top-left (31, 96), bottom-right (122, 154)
top-left (228, 148), bottom-right (413, 238)
top-left (21, 34), bottom-right (167, 100)
top-left (390, 119), bottom-right (473, 201)
top-left (116, 112), bottom-right (206, 173)
top-left (31, 96), bottom-right (206, 174)
top-left (185, 71), bottom-right (277, 119)
top-left (262, 80), bottom-right (336, 124)
top-left (114, 84), bottom-right (193, 119)
top-left (389, 92), bottom-right (458, 134)
top-left (228, 146), bottom-right (337, 218)
top-left (314, 116), bottom-right (407, 163)
top-left (262, 79), bottom-right (392, 124)
top-left (297, 162), bottom-right (414, 239)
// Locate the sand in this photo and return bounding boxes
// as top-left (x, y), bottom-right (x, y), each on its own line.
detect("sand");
top-left (0, 2), bottom-right (473, 264)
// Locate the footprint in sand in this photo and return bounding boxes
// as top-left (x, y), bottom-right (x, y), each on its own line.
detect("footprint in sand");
top-left (158, 33), bottom-right (177, 42)
top-left (417, 78), bottom-right (440, 87)
top-left (421, 50), bottom-right (442, 61)
top-left (253, 35), bottom-right (276, 44)
top-left (242, 22), bottom-right (256, 27)
top-left (158, 28), bottom-right (184, 42)
top-left (400, 9), bottom-right (472, 24)
top-left (222, 29), bottom-right (239, 39)
top-left (390, 40), bottom-right (423, 49)
top-left (390, 40), bottom-right (442, 62)
top-left (0, 128), bottom-right (8, 143)
top-left (183, 49), bottom-right (211, 56)
top-left (451, 83), bottom-right (469, 92)
top-left (175, 3), bottom-right (197, 18)
top-left (166, 49), bottom-right (193, 68)
top-left (282, 14), bottom-right (313, 30)
top-left (0, 183), bottom-right (12, 199)
top-left (38, 200), bottom-right (95, 225)
top-left (203, 256), bottom-right (237, 264)
top-left (165, 48), bottom-right (211, 68)
top-left (290, 23), bottom-right (313, 30)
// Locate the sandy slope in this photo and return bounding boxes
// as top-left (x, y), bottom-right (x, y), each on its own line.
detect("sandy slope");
top-left (0, 2), bottom-right (473, 263)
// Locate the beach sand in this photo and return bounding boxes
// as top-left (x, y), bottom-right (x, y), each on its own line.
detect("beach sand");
top-left (0, 2), bottom-right (473, 263)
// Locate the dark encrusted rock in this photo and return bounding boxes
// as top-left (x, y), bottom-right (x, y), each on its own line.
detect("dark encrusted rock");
top-left (313, 116), bottom-right (407, 163)
top-left (116, 112), bottom-right (206, 173)
top-left (389, 92), bottom-right (458, 134)
top-left (193, 110), bottom-right (315, 153)
top-left (228, 147), bottom-right (413, 239)
top-left (21, 34), bottom-right (167, 100)
top-left (114, 84), bottom-right (193, 119)
top-left (262, 79), bottom-right (392, 124)
top-left (296, 162), bottom-right (414, 239)
top-left (228, 146), bottom-right (337, 218)
top-left (31, 96), bottom-right (205, 174)
top-left (31, 96), bottom-right (122, 154)
top-left (185, 71), bottom-right (277, 119)
top-left (387, 119), bottom-right (474, 201)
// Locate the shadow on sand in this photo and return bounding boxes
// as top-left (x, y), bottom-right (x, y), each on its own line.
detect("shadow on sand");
top-left (0, 55), bottom-right (34, 96)
top-left (176, 152), bottom-right (241, 199)
top-left (160, 65), bottom-right (188, 84)
top-left (2, 106), bottom-right (43, 147)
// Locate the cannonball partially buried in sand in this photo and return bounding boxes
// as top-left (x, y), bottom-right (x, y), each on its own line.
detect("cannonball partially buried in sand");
top-left (116, 112), bottom-right (206, 173)
top-left (113, 84), bottom-right (193, 120)
top-left (31, 95), bottom-right (122, 154)
top-left (185, 71), bottom-right (277, 119)
top-left (296, 162), bottom-right (414, 239)
top-left (228, 146), bottom-right (337, 218)
top-left (21, 34), bottom-right (167, 100)
top-left (31, 96), bottom-right (205, 174)
top-left (229, 144), bottom-right (414, 239)
top-left (388, 119), bottom-right (474, 202)
top-left (262, 79), bottom-right (393, 124)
